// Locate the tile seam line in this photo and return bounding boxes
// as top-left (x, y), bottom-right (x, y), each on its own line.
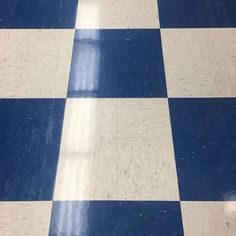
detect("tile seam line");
top-left (48, 99), bottom-right (68, 235)
top-left (168, 97), bottom-right (236, 99)
top-left (74, 27), bottom-right (160, 30)
top-left (159, 27), bottom-right (236, 29)
top-left (50, 99), bottom-right (67, 202)
top-left (51, 200), bottom-right (182, 202)
top-left (48, 0), bottom-right (79, 200)
top-left (1, 27), bottom-right (233, 30)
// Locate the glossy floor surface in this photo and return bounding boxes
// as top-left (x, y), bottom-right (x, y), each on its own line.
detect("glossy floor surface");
top-left (0, 0), bottom-right (236, 236)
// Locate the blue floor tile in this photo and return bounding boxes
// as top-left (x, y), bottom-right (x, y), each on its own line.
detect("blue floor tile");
top-left (68, 29), bottom-right (167, 98)
top-left (169, 98), bottom-right (236, 201)
top-left (0, 144), bottom-right (61, 201)
top-left (0, 0), bottom-right (78, 28)
top-left (0, 99), bottom-right (65, 201)
top-left (158, 0), bottom-right (236, 28)
top-left (0, 99), bottom-right (64, 145)
top-left (49, 201), bottom-right (184, 236)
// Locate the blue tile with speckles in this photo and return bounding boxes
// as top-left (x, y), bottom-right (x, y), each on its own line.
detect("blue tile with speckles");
top-left (49, 201), bottom-right (184, 236)
top-left (169, 98), bottom-right (236, 201)
top-left (0, 0), bottom-right (78, 28)
top-left (158, 0), bottom-right (236, 28)
top-left (68, 29), bottom-right (167, 98)
top-left (0, 99), bottom-right (65, 201)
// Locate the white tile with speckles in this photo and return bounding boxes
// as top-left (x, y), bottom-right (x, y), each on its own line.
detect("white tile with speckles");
top-left (76, 0), bottom-right (159, 29)
top-left (161, 29), bottom-right (236, 97)
top-left (54, 98), bottom-right (179, 200)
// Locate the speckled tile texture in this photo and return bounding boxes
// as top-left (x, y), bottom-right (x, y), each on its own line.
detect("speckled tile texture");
top-left (161, 29), bottom-right (236, 97)
top-left (0, 202), bottom-right (52, 236)
top-left (54, 99), bottom-right (179, 201)
top-left (76, 0), bottom-right (159, 29)
top-left (0, 30), bottom-right (74, 98)
top-left (1, 0), bottom-right (236, 235)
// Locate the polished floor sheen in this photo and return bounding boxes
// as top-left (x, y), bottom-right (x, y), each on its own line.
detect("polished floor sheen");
top-left (0, 0), bottom-right (236, 236)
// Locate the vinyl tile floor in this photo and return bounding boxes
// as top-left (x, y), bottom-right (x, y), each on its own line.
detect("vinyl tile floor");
top-left (0, 0), bottom-right (236, 235)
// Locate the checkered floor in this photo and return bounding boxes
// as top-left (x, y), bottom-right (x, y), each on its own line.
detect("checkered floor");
top-left (0, 0), bottom-right (236, 235)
